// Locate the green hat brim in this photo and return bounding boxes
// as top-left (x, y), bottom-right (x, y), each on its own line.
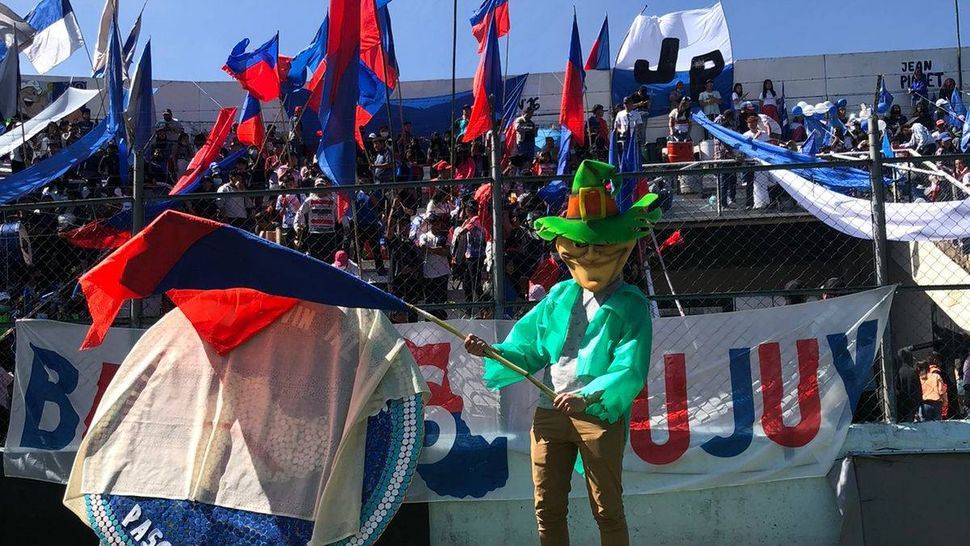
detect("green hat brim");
top-left (534, 193), bottom-right (662, 245)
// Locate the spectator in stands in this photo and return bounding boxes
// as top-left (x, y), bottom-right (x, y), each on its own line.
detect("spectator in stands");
top-left (216, 171), bottom-right (252, 229)
top-left (614, 96), bottom-right (641, 142)
top-left (669, 80), bottom-right (685, 108)
top-left (418, 213), bottom-right (452, 319)
top-left (350, 189), bottom-right (387, 276)
top-left (699, 79), bottom-right (722, 119)
top-left (901, 122), bottom-right (936, 155)
top-left (333, 250), bottom-right (361, 278)
top-left (452, 200), bottom-right (486, 310)
top-left (819, 276), bottom-right (844, 300)
top-left (155, 109), bottom-right (184, 156)
top-left (896, 348), bottom-right (922, 422)
top-left (668, 97), bottom-right (692, 142)
top-left (908, 67), bottom-right (929, 113)
top-left (513, 107), bottom-right (538, 165)
top-left (714, 111), bottom-right (739, 208)
top-left (276, 177), bottom-right (303, 248)
top-left (789, 115), bottom-right (807, 143)
top-left (782, 279), bottom-right (806, 305)
top-left (456, 105), bottom-right (472, 140)
top-left (76, 107), bottom-right (95, 135)
top-left (758, 80), bottom-right (780, 123)
top-left (743, 114), bottom-right (769, 143)
top-left (372, 138), bottom-right (393, 183)
top-left (885, 104), bottom-right (908, 144)
top-left (295, 178), bottom-right (341, 262)
top-left (533, 150), bottom-right (555, 176)
top-left (937, 77), bottom-right (956, 104)
top-left (587, 104), bottom-right (609, 150)
top-left (731, 83), bottom-right (746, 112)
top-left (919, 359), bottom-right (947, 420)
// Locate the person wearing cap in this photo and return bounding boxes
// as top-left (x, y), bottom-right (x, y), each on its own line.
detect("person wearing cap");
top-left (154, 108), bottom-right (184, 156)
top-left (587, 105), bottom-right (609, 149)
top-left (295, 177), bottom-right (342, 262)
top-left (464, 160), bottom-right (661, 546)
top-left (698, 79), bottom-right (722, 119)
top-left (332, 249), bottom-right (361, 278)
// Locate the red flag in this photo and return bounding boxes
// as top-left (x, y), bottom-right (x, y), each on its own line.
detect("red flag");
top-left (463, 19), bottom-right (503, 143)
top-left (470, 0), bottom-right (510, 53)
top-left (169, 108), bottom-right (237, 195)
top-left (657, 230), bottom-right (684, 255)
top-left (559, 14), bottom-right (586, 147)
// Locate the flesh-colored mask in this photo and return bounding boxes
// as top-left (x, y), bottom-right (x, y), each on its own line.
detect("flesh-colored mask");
top-left (555, 237), bottom-right (636, 292)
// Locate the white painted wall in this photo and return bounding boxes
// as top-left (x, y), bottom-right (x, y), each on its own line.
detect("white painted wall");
top-left (426, 421), bottom-right (970, 545)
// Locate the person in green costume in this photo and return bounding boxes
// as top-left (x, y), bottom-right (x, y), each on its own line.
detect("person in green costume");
top-left (465, 160), bottom-right (661, 546)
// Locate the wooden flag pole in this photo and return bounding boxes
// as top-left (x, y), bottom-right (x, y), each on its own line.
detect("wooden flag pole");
top-left (405, 302), bottom-right (557, 400)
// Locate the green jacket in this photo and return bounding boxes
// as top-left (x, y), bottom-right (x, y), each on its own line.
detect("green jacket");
top-left (484, 279), bottom-right (653, 423)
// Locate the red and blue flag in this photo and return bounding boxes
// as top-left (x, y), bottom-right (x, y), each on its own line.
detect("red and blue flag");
top-left (236, 92), bottom-right (265, 148)
top-left (470, 0), bottom-right (509, 53)
top-left (317, 0), bottom-right (361, 184)
top-left (585, 15), bottom-right (610, 71)
top-left (463, 18), bottom-right (502, 143)
top-left (223, 33), bottom-right (281, 102)
top-left (560, 13), bottom-right (586, 147)
top-left (284, 17), bottom-right (327, 99)
top-left (79, 210), bottom-right (407, 352)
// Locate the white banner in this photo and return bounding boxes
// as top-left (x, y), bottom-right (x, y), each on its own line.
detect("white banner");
top-left (0, 88), bottom-right (100, 159)
top-left (613, 2), bottom-right (733, 116)
top-left (4, 287), bottom-right (893, 501)
top-left (771, 168), bottom-right (970, 241)
top-left (615, 3), bottom-right (733, 71)
top-left (3, 320), bottom-right (142, 483)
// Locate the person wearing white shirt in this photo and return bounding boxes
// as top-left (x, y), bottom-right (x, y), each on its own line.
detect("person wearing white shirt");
top-left (742, 114), bottom-right (774, 208)
top-left (698, 79), bottom-right (722, 118)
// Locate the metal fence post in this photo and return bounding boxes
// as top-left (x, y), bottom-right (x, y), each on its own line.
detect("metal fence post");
top-left (489, 126), bottom-right (505, 320)
top-left (868, 74), bottom-right (896, 423)
top-left (130, 152), bottom-right (145, 327)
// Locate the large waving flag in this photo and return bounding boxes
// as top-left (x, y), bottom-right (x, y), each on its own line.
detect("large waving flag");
top-left (317, 0), bottom-right (361, 184)
top-left (168, 107), bottom-right (237, 195)
top-left (79, 210), bottom-right (407, 350)
top-left (585, 15), bottom-right (610, 71)
top-left (462, 18), bottom-right (502, 143)
top-left (90, 0), bottom-right (116, 75)
top-left (236, 92), bottom-right (265, 148)
top-left (24, 0), bottom-right (84, 74)
top-left (125, 39), bottom-right (154, 152)
top-left (223, 33), bottom-right (282, 102)
top-left (469, 0), bottom-right (509, 53)
top-left (560, 13), bottom-right (586, 147)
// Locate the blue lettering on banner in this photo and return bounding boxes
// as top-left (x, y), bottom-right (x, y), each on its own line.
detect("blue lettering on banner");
top-left (21, 343), bottom-right (80, 450)
top-left (827, 320), bottom-right (878, 412)
top-left (701, 347), bottom-right (755, 458)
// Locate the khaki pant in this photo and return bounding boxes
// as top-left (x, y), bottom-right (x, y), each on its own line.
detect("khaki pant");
top-left (531, 407), bottom-right (628, 546)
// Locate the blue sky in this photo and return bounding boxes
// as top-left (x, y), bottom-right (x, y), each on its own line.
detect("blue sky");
top-left (7, 0), bottom-right (969, 82)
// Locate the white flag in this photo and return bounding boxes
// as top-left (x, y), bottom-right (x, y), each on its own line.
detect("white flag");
top-left (90, 0), bottom-right (117, 75)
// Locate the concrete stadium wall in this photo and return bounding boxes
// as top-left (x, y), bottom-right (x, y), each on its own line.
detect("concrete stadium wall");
top-left (426, 421), bottom-right (970, 545)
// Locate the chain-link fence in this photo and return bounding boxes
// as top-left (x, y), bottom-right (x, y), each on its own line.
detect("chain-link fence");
top-left (3, 153), bottom-right (970, 441)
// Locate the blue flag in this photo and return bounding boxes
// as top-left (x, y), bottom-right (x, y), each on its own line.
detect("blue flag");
top-left (877, 78), bottom-right (894, 114)
top-left (106, 14), bottom-right (128, 184)
top-left (881, 131), bottom-right (894, 159)
top-left (125, 40), bottom-right (154, 152)
top-left (949, 88), bottom-right (965, 128)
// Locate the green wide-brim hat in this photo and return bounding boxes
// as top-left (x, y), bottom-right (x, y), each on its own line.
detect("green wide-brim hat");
top-left (534, 160), bottom-right (663, 245)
